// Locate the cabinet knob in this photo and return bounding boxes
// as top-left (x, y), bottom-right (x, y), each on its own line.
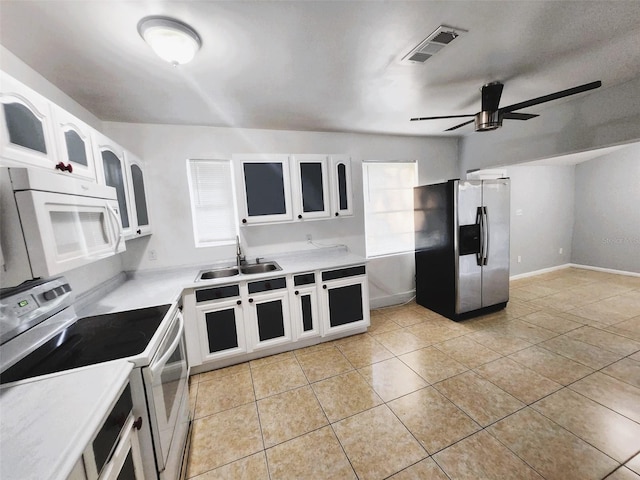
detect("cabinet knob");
top-left (248, 298), bottom-right (254, 303)
top-left (335, 212), bottom-right (339, 217)
top-left (55, 162), bottom-right (73, 173)
top-left (136, 229), bottom-right (141, 235)
top-left (236, 300), bottom-right (242, 305)
top-left (294, 290), bottom-right (299, 295)
top-left (298, 214), bottom-right (302, 219)
top-left (242, 218), bottom-right (247, 224)
top-left (133, 417), bottom-right (143, 431)
top-left (323, 285), bottom-right (328, 289)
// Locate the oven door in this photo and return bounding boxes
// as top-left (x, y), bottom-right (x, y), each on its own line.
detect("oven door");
top-left (143, 309), bottom-right (189, 476)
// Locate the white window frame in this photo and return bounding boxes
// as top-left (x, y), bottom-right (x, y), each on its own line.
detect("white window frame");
top-left (363, 161), bottom-right (418, 258)
top-left (186, 158), bottom-right (239, 248)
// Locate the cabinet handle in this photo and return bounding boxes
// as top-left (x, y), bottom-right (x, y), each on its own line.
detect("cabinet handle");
top-left (248, 298), bottom-right (254, 303)
top-left (55, 162), bottom-right (73, 173)
top-left (294, 290), bottom-right (299, 295)
top-left (133, 417), bottom-right (143, 430)
top-left (298, 214), bottom-right (302, 219)
top-left (236, 300), bottom-right (242, 305)
top-left (136, 229), bottom-right (141, 235)
top-left (242, 219), bottom-right (247, 224)
top-left (323, 285), bottom-right (327, 289)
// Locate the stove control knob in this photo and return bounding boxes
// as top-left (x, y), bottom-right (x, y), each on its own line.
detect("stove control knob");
top-left (43, 289), bottom-right (58, 301)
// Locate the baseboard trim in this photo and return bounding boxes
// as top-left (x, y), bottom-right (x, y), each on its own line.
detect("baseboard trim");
top-left (370, 291), bottom-right (416, 309)
top-left (509, 264), bottom-right (571, 280)
top-left (569, 263), bottom-right (640, 277)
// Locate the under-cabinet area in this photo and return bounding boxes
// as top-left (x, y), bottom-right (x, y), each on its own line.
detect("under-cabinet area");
top-left (183, 252), bottom-right (369, 373)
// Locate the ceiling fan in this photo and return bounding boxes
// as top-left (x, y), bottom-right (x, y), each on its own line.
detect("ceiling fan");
top-left (411, 80), bottom-right (602, 132)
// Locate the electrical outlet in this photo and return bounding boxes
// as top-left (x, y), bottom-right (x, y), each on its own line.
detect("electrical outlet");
top-left (559, 247), bottom-right (563, 254)
top-left (306, 234), bottom-right (312, 243)
top-left (517, 255), bottom-right (522, 263)
top-left (148, 249), bottom-right (157, 261)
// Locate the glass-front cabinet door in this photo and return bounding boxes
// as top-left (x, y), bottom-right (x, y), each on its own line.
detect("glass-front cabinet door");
top-left (291, 154), bottom-right (330, 221)
top-left (93, 131), bottom-right (133, 238)
top-left (52, 105), bottom-right (97, 181)
top-left (0, 72), bottom-right (56, 169)
top-left (234, 154), bottom-right (292, 225)
top-left (125, 152), bottom-right (152, 238)
top-left (329, 155), bottom-right (353, 217)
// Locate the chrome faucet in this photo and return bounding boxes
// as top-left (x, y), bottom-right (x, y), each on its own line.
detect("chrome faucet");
top-left (236, 235), bottom-right (246, 267)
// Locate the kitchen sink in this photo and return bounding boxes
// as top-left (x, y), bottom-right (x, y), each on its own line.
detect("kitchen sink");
top-left (240, 261), bottom-right (281, 275)
top-left (196, 261), bottom-right (281, 281)
top-left (198, 267), bottom-right (240, 280)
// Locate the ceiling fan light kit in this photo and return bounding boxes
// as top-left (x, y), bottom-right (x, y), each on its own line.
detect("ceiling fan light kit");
top-left (412, 80), bottom-right (602, 133)
top-left (138, 16), bottom-right (201, 66)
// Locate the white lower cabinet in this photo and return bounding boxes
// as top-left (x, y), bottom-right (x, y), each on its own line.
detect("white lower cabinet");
top-left (319, 266), bottom-right (370, 336)
top-left (194, 285), bottom-right (248, 363)
top-left (245, 277), bottom-right (292, 351)
top-left (290, 273), bottom-right (320, 341)
top-left (186, 264), bottom-right (368, 370)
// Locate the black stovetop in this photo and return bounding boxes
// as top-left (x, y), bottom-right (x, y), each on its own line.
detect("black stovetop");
top-left (0, 304), bottom-right (170, 385)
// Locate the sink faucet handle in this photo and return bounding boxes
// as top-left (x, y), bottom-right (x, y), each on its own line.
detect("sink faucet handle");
top-left (256, 257), bottom-right (264, 264)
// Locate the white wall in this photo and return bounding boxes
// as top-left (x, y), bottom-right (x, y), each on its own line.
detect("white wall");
top-left (504, 165), bottom-right (575, 276)
top-left (459, 77), bottom-right (640, 174)
top-left (103, 122), bottom-right (458, 306)
top-left (572, 144), bottom-right (640, 273)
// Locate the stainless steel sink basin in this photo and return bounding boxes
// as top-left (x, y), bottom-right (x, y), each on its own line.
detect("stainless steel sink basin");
top-left (196, 261), bottom-right (281, 281)
top-left (198, 267), bottom-right (240, 280)
top-left (240, 262), bottom-right (281, 275)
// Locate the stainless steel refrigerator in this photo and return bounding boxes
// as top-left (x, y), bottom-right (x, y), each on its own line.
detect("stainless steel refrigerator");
top-left (414, 178), bottom-right (510, 320)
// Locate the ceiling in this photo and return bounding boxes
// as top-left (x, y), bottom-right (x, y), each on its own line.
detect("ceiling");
top-left (2, 1), bottom-right (640, 137)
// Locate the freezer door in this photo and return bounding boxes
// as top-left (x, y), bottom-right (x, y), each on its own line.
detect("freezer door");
top-left (482, 179), bottom-right (510, 307)
top-left (456, 180), bottom-right (483, 314)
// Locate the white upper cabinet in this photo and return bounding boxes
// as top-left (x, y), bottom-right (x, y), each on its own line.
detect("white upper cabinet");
top-left (93, 131), bottom-right (134, 238)
top-left (125, 151), bottom-right (152, 238)
top-left (0, 72), bottom-right (56, 169)
top-left (51, 105), bottom-right (97, 181)
top-left (329, 155), bottom-right (353, 217)
top-left (235, 154), bottom-right (293, 225)
top-left (291, 154), bottom-right (331, 221)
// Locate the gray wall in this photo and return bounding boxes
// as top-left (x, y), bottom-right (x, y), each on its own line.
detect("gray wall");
top-left (504, 165), bottom-right (575, 276)
top-left (572, 144), bottom-right (640, 273)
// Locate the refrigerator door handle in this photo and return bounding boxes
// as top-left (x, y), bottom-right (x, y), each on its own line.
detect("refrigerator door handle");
top-left (483, 206), bottom-right (489, 265)
top-left (475, 207), bottom-right (484, 266)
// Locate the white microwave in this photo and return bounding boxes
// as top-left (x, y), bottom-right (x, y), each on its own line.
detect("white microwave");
top-left (0, 167), bottom-right (125, 288)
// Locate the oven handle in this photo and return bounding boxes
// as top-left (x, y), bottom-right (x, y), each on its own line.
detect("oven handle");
top-left (152, 312), bottom-right (185, 372)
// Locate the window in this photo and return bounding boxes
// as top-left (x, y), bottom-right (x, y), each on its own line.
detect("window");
top-left (363, 161), bottom-right (417, 257)
top-left (187, 159), bottom-right (238, 247)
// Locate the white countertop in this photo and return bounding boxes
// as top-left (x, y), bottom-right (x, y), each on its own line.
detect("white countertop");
top-left (0, 360), bottom-right (133, 480)
top-left (78, 246), bottom-right (366, 317)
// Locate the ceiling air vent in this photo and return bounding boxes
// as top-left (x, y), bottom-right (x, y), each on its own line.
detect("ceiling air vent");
top-left (401, 25), bottom-right (467, 65)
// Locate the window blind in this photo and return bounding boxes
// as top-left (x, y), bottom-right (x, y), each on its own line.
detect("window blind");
top-left (187, 159), bottom-right (237, 247)
top-left (363, 161), bottom-right (417, 257)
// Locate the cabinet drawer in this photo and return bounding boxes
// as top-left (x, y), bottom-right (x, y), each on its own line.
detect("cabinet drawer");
top-left (294, 273), bottom-right (316, 286)
top-left (196, 284), bottom-right (240, 303)
top-left (247, 277), bottom-right (286, 294)
top-left (321, 265), bottom-right (366, 281)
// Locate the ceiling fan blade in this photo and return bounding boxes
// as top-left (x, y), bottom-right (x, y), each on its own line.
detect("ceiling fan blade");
top-left (502, 112), bottom-right (539, 120)
top-left (410, 114), bottom-right (475, 122)
top-left (481, 82), bottom-right (504, 112)
top-left (500, 80), bottom-right (602, 113)
top-left (445, 119), bottom-right (475, 131)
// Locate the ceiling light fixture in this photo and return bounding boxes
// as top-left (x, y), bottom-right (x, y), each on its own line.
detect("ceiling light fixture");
top-left (138, 16), bottom-right (201, 66)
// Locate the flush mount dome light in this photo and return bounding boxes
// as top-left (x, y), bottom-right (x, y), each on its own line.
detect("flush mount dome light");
top-left (138, 16), bottom-right (201, 65)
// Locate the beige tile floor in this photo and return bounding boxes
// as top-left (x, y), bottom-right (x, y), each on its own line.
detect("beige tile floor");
top-left (186, 268), bottom-right (640, 480)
